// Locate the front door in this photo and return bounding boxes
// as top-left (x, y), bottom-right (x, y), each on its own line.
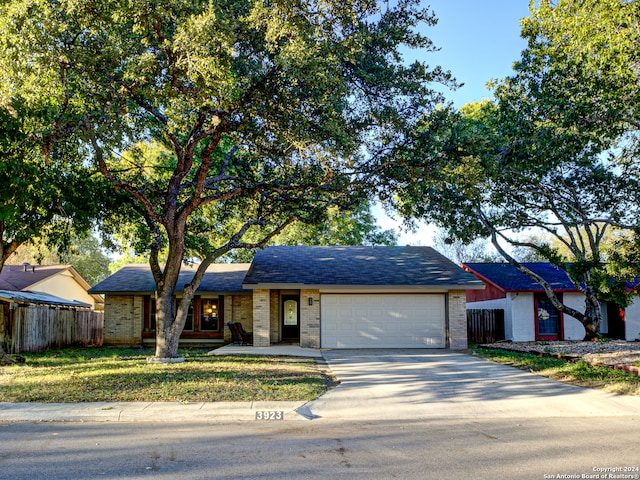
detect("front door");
top-left (606, 302), bottom-right (626, 339)
top-left (281, 295), bottom-right (300, 341)
top-left (535, 294), bottom-right (562, 340)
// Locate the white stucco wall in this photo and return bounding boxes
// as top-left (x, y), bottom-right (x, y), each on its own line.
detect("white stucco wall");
top-left (626, 297), bottom-right (640, 341)
top-left (29, 271), bottom-right (97, 308)
top-left (466, 299), bottom-right (508, 310)
top-left (467, 294), bottom-right (534, 341)
top-left (561, 293), bottom-right (587, 340)
top-left (509, 293), bottom-right (535, 341)
top-left (469, 290), bottom-right (640, 342)
top-left (499, 292), bottom-right (584, 342)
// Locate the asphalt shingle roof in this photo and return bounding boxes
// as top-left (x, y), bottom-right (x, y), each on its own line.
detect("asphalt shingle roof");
top-left (463, 262), bottom-right (578, 292)
top-left (89, 263), bottom-right (251, 294)
top-left (243, 246), bottom-right (484, 288)
top-left (0, 264), bottom-right (72, 291)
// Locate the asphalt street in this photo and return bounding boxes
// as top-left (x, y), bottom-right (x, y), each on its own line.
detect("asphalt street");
top-left (1, 416), bottom-right (638, 480)
top-left (2, 349), bottom-right (640, 479)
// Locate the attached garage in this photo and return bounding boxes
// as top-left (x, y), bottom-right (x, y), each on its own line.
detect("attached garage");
top-left (242, 246), bottom-right (485, 349)
top-left (321, 293), bottom-right (446, 348)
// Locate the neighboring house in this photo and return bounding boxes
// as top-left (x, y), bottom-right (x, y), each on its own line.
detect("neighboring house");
top-left (0, 264), bottom-right (104, 353)
top-left (463, 262), bottom-right (640, 342)
top-left (0, 263), bottom-right (104, 311)
top-left (90, 246), bottom-right (485, 350)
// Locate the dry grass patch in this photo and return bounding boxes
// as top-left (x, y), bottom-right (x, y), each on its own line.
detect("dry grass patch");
top-left (0, 347), bottom-right (331, 403)
top-left (473, 347), bottom-right (640, 396)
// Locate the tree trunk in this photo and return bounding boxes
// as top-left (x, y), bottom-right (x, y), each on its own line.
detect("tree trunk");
top-left (582, 286), bottom-right (602, 341)
top-left (0, 344), bottom-right (14, 365)
top-left (149, 228), bottom-right (190, 361)
top-left (489, 231), bottom-right (604, 341)
top-left (152, 262), bottom-right (197, 361)
top-left (153, 291), bottom-right (184, 360)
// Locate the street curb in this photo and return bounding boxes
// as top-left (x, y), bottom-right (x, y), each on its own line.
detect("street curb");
top-left (0, 401), bottom-right (311, 423)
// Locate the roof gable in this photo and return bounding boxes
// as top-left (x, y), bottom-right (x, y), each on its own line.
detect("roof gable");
top-left (0, 264), bottom-right (71, 291)
top-left (462, 263), bottom-right (578, 292)
top-left (243, 246), bottom-right (484, 288)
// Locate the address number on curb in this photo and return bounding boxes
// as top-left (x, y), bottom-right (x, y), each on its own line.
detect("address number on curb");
top-left (255, 411), bottom-right (284, 420)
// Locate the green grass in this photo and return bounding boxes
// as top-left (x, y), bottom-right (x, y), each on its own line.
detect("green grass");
top-left (0, 347), bottom-right (333, 403)
top-left (473, 346), bottom-right (640, 396)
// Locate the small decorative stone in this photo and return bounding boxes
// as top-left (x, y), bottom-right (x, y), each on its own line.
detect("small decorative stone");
top-left (146, 356), bottom-right (186, 364)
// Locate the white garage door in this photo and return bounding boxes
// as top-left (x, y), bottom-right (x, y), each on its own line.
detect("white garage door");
top-left (321, 294), bottom-right (446, 348)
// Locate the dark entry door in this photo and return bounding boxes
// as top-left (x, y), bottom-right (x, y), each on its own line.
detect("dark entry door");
top-left (281, 295), bottom-right (300, 340)
top-left (606, 303), bottom-right (626, 339)
top-left (535, 294), bottom-right (561, 340)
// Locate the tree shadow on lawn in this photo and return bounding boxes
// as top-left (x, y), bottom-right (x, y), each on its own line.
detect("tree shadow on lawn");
top-left (1, 348), bottom-right (330, 403)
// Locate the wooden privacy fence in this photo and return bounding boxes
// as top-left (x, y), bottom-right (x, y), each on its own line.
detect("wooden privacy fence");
top-left (467, 309), bottom-right (505, 344)
top-left (3, 306), bottom-right (103, 353)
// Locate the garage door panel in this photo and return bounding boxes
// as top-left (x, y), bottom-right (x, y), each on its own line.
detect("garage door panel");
top-left (321, 294), bottom-right (446, 348)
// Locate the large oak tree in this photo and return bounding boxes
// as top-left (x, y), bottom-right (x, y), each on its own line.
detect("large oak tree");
top-left (1, 0), bottom-right (454, 359)
top-left (388, 0), bottom-right (640, 340)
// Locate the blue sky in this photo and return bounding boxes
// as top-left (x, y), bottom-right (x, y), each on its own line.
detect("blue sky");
top-left (377, 1), bottom-right (532, 245)
top-left (422, 1), bottom-right (531, 108)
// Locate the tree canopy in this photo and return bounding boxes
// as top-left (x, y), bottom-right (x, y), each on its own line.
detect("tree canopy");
top-left (388, 0), bottom-right (640, 340)
top-left (0, 100), bottom-right (109, 271)
top-left (1, 0), bottom-right (453, 358)
top-left (7, 233), bottom-right (112, 286)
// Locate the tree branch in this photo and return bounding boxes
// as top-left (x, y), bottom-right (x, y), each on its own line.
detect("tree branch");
top-left (490, 229), bottom-right (589, 322)
top-left (91, 135), bottom-right (164, 226)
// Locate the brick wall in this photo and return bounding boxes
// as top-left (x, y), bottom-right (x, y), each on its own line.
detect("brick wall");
top-left (103, 295), bottom-right (143, 345)
top-left (300, 289), bottom-right (320, 348)
top-left (225, 294), bottom-right (253, 342)
top-left (223, 296), bottom-right (233, 342)
top-left (231, 294), bottom-right (253, 327)
top-left (252, 289), bottom-right (270, 346)
top-left (270, 290), bottom-right (280, 344)
top-left (448, 290), bottom-right (468, 350)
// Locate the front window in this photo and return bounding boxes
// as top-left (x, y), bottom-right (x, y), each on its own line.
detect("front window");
top-left (183, 301), bottom-right (194, 331)
top-left (144, 295), bottom-right (223, 335)
top-left (536, 294), bottom-right (562, 340)
top-left (144, 297), bottom-right (157, 332)
top-left (201, 299), bottom-right (220, 331)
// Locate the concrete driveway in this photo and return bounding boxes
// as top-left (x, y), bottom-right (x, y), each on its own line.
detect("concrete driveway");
top-left (299, 349), bottom-right (640, 421)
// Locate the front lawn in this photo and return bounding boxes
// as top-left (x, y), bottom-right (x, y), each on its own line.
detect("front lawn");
top-left (473, 346), bottom-right (640, 396)
top-left (0, 347), bottom-right (332, 403)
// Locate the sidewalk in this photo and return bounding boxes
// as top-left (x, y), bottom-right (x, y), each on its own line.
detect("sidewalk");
top-left (0, 400), bottom-right (311, 423)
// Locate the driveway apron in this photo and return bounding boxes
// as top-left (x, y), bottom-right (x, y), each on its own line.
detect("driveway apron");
top-left (299, 349), bottom-right (640, 421)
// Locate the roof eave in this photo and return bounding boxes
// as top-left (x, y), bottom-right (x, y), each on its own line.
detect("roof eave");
top-left (243, 283), bottom-right (485, 291)
top-left (508, 288), bottom-right (580, 293)
top-left (462, 265), bottom-right (508, 293)
top-left (97, 290), bottom-right (251, 296)
top-left (94, 290), bottom-right (155, 296)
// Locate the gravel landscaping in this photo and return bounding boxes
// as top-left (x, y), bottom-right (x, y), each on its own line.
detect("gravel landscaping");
top-left (481, 340), bottom-right (640, 374)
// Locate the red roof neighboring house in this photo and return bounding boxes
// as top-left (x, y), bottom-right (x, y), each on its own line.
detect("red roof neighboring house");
top-left (463, 262), bottom-right (640, 342)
